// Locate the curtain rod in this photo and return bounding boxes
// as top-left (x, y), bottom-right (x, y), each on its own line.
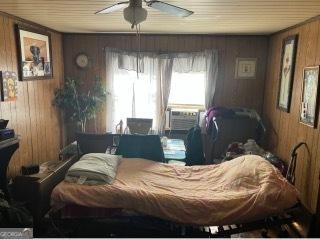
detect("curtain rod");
top-left (102, 47), bottom-right (217, 55)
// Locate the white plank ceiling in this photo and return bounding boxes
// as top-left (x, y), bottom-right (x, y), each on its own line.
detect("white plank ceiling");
top-left (0, 0), bottom-right (320, 34)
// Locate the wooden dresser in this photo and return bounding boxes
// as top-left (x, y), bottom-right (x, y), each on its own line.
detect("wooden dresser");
top-left (12, 155), bottom-right (78, 225)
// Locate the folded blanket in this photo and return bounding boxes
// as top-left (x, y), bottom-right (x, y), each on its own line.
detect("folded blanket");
top-left (65, 153), bottom-right (121, 185)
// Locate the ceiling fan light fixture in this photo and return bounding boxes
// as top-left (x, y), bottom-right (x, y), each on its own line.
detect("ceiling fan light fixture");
top-left (123, 6), bottom-right (148, 27)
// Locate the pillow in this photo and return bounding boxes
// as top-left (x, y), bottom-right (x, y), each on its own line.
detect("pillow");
top-left (65, 153), bottom-right (121, 185)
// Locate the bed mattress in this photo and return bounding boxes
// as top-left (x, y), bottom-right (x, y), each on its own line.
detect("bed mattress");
top-left (51, 155), bottom-right (298, 226)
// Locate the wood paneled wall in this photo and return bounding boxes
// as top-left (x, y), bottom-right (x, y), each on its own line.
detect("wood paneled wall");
top-left (263, 19), bottom-right (320, 213)
top-left (0, 12), bottom-right (64, 178)
top-left (63, 34), bottom-right (268, 135)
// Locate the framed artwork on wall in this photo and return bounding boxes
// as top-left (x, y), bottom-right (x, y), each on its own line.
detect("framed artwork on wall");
top-left (15, 25), bottom-right (53, 81)
top-left (277, 35), bottom-right (298, 112)
top-left (0, 71), bottom-right (18, 102)
top-left (300, 66), bottom-right (320, 128)
top-left (234, 58), bottom-right (257, 79)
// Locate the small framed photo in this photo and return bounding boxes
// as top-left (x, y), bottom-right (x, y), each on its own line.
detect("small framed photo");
top-left (234, 58), bottom-right (257, 79)
top-left (15, 25), bottom-right (53, 81)
top-left (300, 66), bottom-right (320, 128)
top-left (0, 71), bottom-right (18, 101)
top-left (277, 35), bottom-right (299, 112)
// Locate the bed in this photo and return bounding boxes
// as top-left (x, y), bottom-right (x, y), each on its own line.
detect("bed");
top-left (51, 154), bottom-right (298, 227)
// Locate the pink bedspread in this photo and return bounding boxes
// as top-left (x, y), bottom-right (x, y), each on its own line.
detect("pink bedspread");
top-left (51, 155), bottom-right (298, 226)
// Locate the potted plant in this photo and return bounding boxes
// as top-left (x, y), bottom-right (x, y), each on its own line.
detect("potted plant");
top-left (53, 77), bottom-right (106, 132)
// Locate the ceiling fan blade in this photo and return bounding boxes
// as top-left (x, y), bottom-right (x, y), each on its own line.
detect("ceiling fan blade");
top-left (95, 1), bottom-right (129, 14)
top-left (146, 1), bottom-right (193, 17)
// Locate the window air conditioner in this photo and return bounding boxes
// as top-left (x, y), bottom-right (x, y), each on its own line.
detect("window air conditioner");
top-left (170, 110), bottom-right (199, 130)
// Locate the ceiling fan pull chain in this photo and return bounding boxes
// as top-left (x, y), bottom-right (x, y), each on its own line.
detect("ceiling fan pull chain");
top-left (138, 24), bottom-right (141, 73)
top-left (135, 23), bottom-right (141, 79)
top-left (132, 4), bottom-right (136, 29)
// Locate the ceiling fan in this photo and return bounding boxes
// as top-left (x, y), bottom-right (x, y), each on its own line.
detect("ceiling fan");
top-left (95, 0), bottom-right (193, 29)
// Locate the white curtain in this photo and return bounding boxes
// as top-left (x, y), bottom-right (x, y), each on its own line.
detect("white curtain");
top-left (204, 50), bottom-right (219, 109)
top-left (106, 49), bottom-right (159, 132)
top-left (167, 50), bottom-right (218, 109)
top-left (156, 57), bottom-right (173, 133)
top-left (105, 48), bottom-right (218, 133)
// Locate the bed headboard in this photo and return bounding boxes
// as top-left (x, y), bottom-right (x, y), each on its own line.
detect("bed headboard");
top-left (76, 132), bottom-right (115, 156)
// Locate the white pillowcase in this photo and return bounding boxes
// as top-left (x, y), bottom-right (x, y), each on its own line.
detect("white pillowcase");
top-left (65, 153), bottom-right (122, 185)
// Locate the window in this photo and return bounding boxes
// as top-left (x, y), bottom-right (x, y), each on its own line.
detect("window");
top-left (106, 49), bottom-right (219, 133)
top-left (108, 65), bottom-right (157, 132)
top-left (168, 71), bottom-right (205, 107)
top-left (112, 69), bottom-right (157, 128)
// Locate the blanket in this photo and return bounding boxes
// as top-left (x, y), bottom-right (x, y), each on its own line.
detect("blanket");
top-left (51, 155), bottom-right (298, 225)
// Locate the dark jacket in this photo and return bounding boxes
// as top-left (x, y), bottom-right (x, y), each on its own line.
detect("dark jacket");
top-left (185, 125), bottom-right (205, 166)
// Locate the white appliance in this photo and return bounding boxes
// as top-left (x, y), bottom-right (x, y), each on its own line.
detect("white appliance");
top-left (170, 110), bottom-right (199, 130)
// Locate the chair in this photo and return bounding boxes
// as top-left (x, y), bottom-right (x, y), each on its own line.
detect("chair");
top-left (185, 125), bottom-right (205, 166)
top-left (115, 135), bottom-right (164, 162)
top-left (75, 132), bottom-right (117, 157)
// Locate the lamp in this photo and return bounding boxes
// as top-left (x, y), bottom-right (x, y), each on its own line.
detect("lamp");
top-left (123, 0), bottom-right (147, 28)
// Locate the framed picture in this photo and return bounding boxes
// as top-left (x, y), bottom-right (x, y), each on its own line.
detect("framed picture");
top-left (277, 35), bottom-right (298, 112)
top-left (235, 58), bottom-right (257, 79)
top-left (0, 71), bottom-right (18, 101)
top-left (300, 66), bottom-right (320, 128)
top-left (15, 25), bottom-right (53, 81)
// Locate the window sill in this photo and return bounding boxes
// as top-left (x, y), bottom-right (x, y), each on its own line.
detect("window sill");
top-left (168, 104), bottom-right (205, 111)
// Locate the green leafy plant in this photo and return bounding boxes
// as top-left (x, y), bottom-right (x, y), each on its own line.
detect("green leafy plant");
top-left (53, 77), bottom-right (106, 132)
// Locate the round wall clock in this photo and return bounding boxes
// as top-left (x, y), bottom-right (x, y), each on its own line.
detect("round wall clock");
top-left (75, 53), bottom-right (89, 68)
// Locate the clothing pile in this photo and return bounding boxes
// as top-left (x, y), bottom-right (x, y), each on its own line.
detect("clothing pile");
top-left (222, 139), bottom-right (287, 176)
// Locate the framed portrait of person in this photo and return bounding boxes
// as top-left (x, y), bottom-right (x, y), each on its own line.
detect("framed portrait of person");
top-left (277, 35), bottom-right (298, 112)
top-left (0, 71), bottom-right (18, 102)
top-left (300, 66), bottom-right (320, 128)
top-left (15, 25), bottom-right (53, 81)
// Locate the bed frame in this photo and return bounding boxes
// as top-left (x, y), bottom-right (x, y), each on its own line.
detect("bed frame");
top-left (41, 142), bottom-right (305, 237)
top-left (205, 141), bottom-right (305, 237)
top-left (201, 205), bottom-right (300, 237)
top-left (48, 204), bottom-right (300, 237)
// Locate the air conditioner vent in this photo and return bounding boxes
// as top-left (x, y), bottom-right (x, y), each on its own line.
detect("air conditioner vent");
top-left (170, 110), bottom-right (198, 130)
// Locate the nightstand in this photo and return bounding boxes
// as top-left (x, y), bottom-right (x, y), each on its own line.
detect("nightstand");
top-left (12, 155), bottom-right (78, 226)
